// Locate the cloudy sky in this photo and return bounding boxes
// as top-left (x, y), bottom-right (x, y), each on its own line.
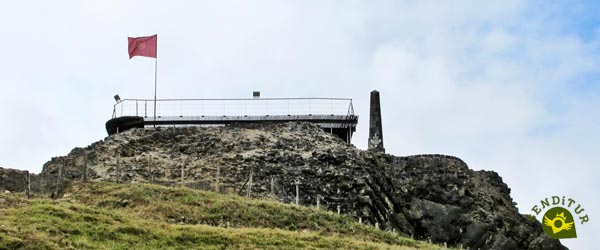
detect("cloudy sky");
top-left (0, 1), bottom-right (598, 248)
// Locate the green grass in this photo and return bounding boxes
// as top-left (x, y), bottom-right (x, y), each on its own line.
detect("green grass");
top-left (0, 182), bottom-right (451, 250)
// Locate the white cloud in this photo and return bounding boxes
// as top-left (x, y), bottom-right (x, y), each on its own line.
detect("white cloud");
top-left (0, 1), bottom-right (598, 248)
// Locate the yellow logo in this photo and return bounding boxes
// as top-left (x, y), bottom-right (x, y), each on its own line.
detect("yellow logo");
top-left (532, 196), bottom-right (589, 239)
top-left (544, 212), bottom-right (574, 234)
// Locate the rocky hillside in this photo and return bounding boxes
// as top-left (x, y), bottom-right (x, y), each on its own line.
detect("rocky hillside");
top-left (3, 123), bottom-right (565, 249)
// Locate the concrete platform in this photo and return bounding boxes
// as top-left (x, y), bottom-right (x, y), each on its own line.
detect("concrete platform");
top-left (106, 114), bottom-right (358, 143)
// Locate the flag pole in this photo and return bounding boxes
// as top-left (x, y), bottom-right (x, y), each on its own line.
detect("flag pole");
top-left (153, 34), bottom-right (158, 128)
top-left (153, 57), bottom-right (157, 128)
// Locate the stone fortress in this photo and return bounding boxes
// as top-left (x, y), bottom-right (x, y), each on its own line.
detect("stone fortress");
top-left (0, 91), bottom-right (566, 250)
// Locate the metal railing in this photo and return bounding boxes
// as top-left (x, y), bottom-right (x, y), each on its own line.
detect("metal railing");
top-left (112, 98), bottom-right (355, 119)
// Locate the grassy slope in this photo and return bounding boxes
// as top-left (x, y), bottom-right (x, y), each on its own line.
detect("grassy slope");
top-left (0, 182), bottom-right (449, 250)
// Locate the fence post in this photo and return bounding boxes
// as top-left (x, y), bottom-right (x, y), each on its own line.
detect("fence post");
top-left (26, 171), bottom-right (31, 199)
top-left (116, 154), bottom-right (120, 184)
top-left (181, 158), bottom-right (186, 184)
top-left (247, 171), bottom-right (253, 198)
top-left (42, 174), bottom-right (46, 194)
top-left (295, 179), bottom-right (300, 205)
top-left (149, 155), bottom-right (154, 183)
top-left (215, 165), bottom-right (220, 193)
top-left (270, 177), bottom-right (275, 196)
top-left (55, 159), bottom-right (64, 197)
top-left (83, 151), bottom-right (88, 182)
top-left (316, 194), bottom-right (320, 209)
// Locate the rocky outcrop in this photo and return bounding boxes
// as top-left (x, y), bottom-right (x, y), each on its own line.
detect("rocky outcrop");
top-left (4, 123), bottom-right (565, 250)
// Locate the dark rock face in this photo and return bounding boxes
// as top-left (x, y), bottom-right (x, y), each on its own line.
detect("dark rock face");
top-left (5, 123), bottom-right (566, 250)
top-left (0, 167), bottom-right (42, 193)
top-left (0, 167), bottom-right (28, 192)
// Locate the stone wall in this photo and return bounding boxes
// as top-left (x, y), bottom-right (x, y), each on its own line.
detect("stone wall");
top-left (0, 167), bottom-right (46, 194)
top-left (0, 167), bottom-right (28, 192)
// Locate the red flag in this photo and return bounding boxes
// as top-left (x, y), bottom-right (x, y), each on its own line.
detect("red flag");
top-left (128, 35), bottom-right (157, 59)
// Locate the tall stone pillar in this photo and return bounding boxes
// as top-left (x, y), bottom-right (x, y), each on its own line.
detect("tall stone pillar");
top-left (368, 90), bottom-right (385, 153)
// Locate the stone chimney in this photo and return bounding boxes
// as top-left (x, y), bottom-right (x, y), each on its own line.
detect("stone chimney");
top-left (368, 90), bottom-right (384, 153)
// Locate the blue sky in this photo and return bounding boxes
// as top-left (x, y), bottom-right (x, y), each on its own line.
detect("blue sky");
top-left (0, 1), bottom-right (598, 248)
